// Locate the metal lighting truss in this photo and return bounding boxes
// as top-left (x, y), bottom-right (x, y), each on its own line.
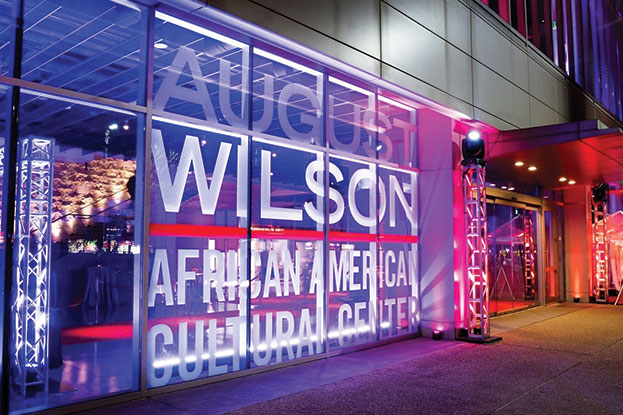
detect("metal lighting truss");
top-left (12, 137), bottom-right (54, 394)
top-left (523, 214), bottom-right (536, 300)
top-left (463, 163), bottom-right (490, 339)
top-left (592, 199), bottom-right (608, 303)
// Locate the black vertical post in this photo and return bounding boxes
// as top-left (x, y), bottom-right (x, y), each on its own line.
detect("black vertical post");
top-left (245, 45), bottom-right (253, 371)
top-left (1, 0), bottom-right (24, 413)
top-left (137, 5), bottom-right (154, 393)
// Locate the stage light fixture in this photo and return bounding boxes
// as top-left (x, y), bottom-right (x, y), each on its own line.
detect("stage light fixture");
top-left (432, 330), bottom-right (443, 340)
top-left (122, 123), bottom-right (130, 131)
top-left (108, 123), bottom-right (119, 130)
top-left (514, 161), bottom-right (524, 167)
top-left (508, 187), bottom-right (515, 191)
top-left (528, 166), bottom-right (537, 171)
top-left (568, 180), bottom-right (576, 185)
top-left (154, 42), bottom-right (168, 49)
top-left (573, 297), bottom-right (580, 303)
top-left (467, 130), bottom-right (481, 140)
top-left (592, 182), bottom-right (609, 202)
top-left (559, 177), bottom-right (567, 182)
top-left (501, 186), bottom-right (507, 189)
top-left (461, 130), bottom-right (485, 164)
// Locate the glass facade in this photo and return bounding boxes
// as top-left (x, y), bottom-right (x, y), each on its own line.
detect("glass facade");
top-left (480, 0), bottom-right (623, 122)
top-left (0, 2), bottom-right (420, 413)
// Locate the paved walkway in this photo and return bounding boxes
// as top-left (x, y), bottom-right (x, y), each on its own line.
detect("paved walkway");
top-left (80, 303), bottom-right (623, 415)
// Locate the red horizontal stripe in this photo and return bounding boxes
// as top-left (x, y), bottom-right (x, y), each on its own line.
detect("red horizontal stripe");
top-left (379, 234), bottom-right (419, 243)
top-left (329, 231), bottom-right (376, 242)
top-left (150, 224), bottom-right (418, 244)
top-left (251, 227), bottom-right (324, 241)
top-left (150, 223), bottom-right (247, 238)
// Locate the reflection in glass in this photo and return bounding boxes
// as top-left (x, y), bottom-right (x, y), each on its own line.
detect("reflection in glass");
top-left (22, 0), bottom-right (145, 102)
top-left (488, 203), bottom-right (538, 315)
top-left (377, 97), bottom-right (417, 167)
top-left (153, 12), bottom-right (248, 127)
top-left (0, 1), bottom-right (11, 76)
top-left (328, 77), bottom-right (376, 158)
top-left (9, 91), bottom-right (140, 413)
top-left (252, 49), bottom-right (323, 146)
top-left (378, 166), bottom-right (418, 339)
top-left (328, 156), bottom-right (377, 349)
top-left (147, 118), bottom-right (248, 388)
top-left (249, 139), bottom-right (325, 367)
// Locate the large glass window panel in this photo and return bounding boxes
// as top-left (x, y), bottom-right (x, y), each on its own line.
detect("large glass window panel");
top-left (527, 0), bottom-right (554, 60)
top-left (328, 155), bottom-right (377, 350)
top-left (252, 49), bottom-right (323, 146)
top-left (9, 91), bottom-right (140, 413)
top-left (249, 139), bottom-right (325, 368)
top-left (0, 83), bottom-right (6, 412)
top-left (152, 12), bottom-right (249, 129)
top-left (0, 1), bottom-right (12, 76)
top-left (327, 76), bottom-right (376, 159)
top-left (489, 204), bottom-right (513, 314)
top-left (22, 0), bottom-right (145, 102)
top-left (510, 0), bottom-right (527, 36)
top-left (147, 117), bottom-right (248, 388)
top-left (377, 166), bottom-right (418, 339)
top-left (377, 96), bottom-right (417, 168)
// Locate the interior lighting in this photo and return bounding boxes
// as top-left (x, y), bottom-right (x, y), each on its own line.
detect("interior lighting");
top-left (432, 330), bottom-right (443, 340)
top-left (573, 297), bottom-right (580, 303)
top-left (154, 42), bottom-right (168, 49)
top-left (568, 180), bottom-right (576, 185)
top-left (108, 123), bottom-right (119, 130)
top-left (122, 123), bottom-right (130, 131)
top-left (559, 177), bottom-right (567, 182)
top-left (501, 186), bottom-right (508, 190)
top-left (508, 187), bottom-right (515, 191)
top-left (514, 161), bottom-right (524, 167)
top-left (528, 166), bottom-right (537, 171)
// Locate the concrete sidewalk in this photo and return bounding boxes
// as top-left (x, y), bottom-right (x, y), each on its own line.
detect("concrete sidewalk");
top-left (80, 303), bottom-right (623, 415)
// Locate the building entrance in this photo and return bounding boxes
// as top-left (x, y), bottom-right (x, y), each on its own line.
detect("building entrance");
top-left (486, 201), bottom-right (540, 315)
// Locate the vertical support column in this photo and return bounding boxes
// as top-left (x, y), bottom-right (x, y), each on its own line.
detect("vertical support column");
top-left (592, 199), bottom-right (608, 302)
top-left (12, 137), bottom-right (54, 394)
top-left (524, 213), bottom-right (536, 300)
top-left (462, 164), bottom-right (490, 340)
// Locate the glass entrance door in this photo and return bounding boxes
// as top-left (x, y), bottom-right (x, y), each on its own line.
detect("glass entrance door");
top-left (487, 202), bottom-right (539, 314)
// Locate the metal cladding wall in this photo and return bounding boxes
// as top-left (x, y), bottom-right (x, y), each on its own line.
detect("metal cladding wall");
top-left (200, 0), bottom-right (623, 131)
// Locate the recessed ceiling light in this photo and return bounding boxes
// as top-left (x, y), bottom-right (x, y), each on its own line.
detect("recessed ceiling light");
top-left (514, 161), bottom-right (524, 167)
top-left (559, 177), bottom-right (567, 182)
top-left (501, 186), bottom-right (508, 189)
top-left (568, 180), bottom-right (576, 185)
top-left (508, 187), bottom-right (515, 191)
top-left (154, 42), bottom-right (168, 49)
top-left (528, 166), bottom-right (537, 171)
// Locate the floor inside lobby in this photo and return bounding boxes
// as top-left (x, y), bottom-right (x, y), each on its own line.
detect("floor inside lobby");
top-left (76, 303), bottom-right (623, 415)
